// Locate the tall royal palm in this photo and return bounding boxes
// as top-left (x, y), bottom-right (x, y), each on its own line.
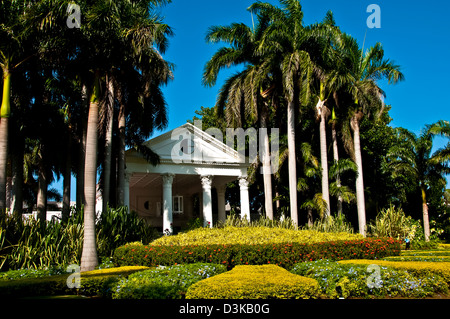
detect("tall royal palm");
top-left (388, 127), bottom-right (450, 241)
top-left (306, 12), bottom-right (347, 217)
top-left (115, 2), bottom-right (173, 206)
top-left (0, 0), bottom-right (35, 210)
top-left (203, 16), bottom-right (277, 220)
top-left (80, 0), bottom-right (172, 271)
top-left (342, 38), bottom-right (404, 235)
top-left (250, 0), bottom-right (320, 225)
top-left (33, 0), bottom-right (172, 271)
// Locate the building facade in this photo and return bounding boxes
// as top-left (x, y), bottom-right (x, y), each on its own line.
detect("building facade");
top-left (124, 123), bottom-right (251, 233)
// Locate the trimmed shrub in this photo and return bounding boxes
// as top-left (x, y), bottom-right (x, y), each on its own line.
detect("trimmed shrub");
top-left (186, 264), bottom-right (321, 299)
top-left (0, 267), bottom-right (66, 281)
top-left (339, 260), bottom-right (450, 285)
top-left (0, 273), bottom-right (70, 298)
top-left (0, 266), bottom-right (148, 298)
top-left (383, 256), bottom-right (450, 262)
top-left (291, 260), bottom-right (448, 298)
top-left (401, 250), bottom-right (450, 256)
top-left (77, 266), bottom-right (150, 297)
top-left (112, 263), bottom-right (227, 299)
top-left (150, 226), bottom-right (362, 246)
top-left (113, 238), bottom-right (401, 270)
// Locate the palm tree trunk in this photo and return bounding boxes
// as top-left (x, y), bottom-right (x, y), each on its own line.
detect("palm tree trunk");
top-left (287, 100), bottom-right (298, 225)
top-left (317, 99), bottom-right (330, 217)
top-left (331, 122), bottom-right (343, 214)
top-left (260, 108), bottom-right (273, 220)
top-left (102, 74), bottom-right (114, 213)
top-left (81, 73), bottom-right (100, 272)
top-left (36, 155), bottom-right (47, 223)
top-left (76, 84), bottom-right (88, 210)
top-left (351, 112), bottom-right (366, 236)
top-left (421, 187), bottom-right (430, 242)
top-left (0, 70), bottom-right (11, 210)
top-left (5, 177), bottom-right (11, 210)
top-left (116, 83), bottom-right (126, 207)
top-left (10, 137), bottom-right (24, 215)
top-left (62, 136), bottom-right (71, 223)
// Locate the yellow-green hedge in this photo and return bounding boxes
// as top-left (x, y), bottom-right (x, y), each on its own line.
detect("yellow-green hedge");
top-left (185, 264), bottom-right (321, 299)
top-left (338, 260), bottom-right (450, 284)
top-left (151, 226), bottom-right (362, 246)
top-left (79, 266), bottom-right (150, 296)
top-left (0, 266), bottom-right (149, 298)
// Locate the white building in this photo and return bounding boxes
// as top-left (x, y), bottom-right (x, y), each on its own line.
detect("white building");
top-left (124, 122), bottom-right (251, 233)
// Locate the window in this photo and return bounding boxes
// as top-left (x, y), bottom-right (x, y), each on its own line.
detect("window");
top-left (173, 196), bottom-right (183, 214)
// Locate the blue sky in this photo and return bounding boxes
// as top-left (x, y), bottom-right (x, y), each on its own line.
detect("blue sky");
top-left (62, 0), bottom-right (450, 200)
top-left (158, 0), bottom-right (449, 135)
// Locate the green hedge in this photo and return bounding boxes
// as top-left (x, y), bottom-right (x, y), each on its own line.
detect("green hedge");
top-left (291, 260), bottom-right (449, 298)
top-left (186, 264), bottom-right (321, 299)
top-left (113, 238), bottom-right (401, 270)
top-left (0, 266), bottom-right (148, 298)
top-left (112, 263), bottom-right (227, 299)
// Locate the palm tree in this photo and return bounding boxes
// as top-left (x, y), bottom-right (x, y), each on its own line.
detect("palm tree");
top-left (388, 127), bottom-right (450, 241)
top-left (329, 158), bottom-right (357, 211)
top-left (427, 120), bottom-right (450, 164)
top-left (29, 0), bottom-right (172, 270)
top-left (115, 4), bottom-right (173, 206)
top-left (340, 37), bottom-right (404, 235)
top-left (249, 0), bottom-right (317, 225)
top-left (0, 0), bottom-right (36, 210)
top-left (203, 17), bottom-right (277, 220)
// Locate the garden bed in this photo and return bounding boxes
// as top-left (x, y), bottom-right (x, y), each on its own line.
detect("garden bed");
top-left (114, 227), bottom-right (400, 269)
top-left (291, 259), bottom-right (449, 298)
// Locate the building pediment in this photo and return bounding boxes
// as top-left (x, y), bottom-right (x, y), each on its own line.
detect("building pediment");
top-left (126, 123), bottom-right (247, 166)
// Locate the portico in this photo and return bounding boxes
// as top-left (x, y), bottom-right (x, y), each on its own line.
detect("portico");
top-left (124, 123), bottom-right (251, 233)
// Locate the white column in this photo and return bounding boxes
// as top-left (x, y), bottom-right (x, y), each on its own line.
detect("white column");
top-left (200, 175), bottom-right (214, 228)
top-left (216, 185), bottom-right (226, 223)
top-left (124, 172), bottom-right (131, 212)
top-left (162, 173), bottom-right (175, 235)
top-left (239, 176), bottom-right (250, 221)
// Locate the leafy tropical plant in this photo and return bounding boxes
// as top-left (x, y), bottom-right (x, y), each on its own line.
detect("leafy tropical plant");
top-left (368, 204), bottom-right (414, 240)
top-left (96, 206), bottom-right (159, 258)
top-left (305, 212), bottom-right (355, 234)
top-left (0, 206), bottom-right (158, 271)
